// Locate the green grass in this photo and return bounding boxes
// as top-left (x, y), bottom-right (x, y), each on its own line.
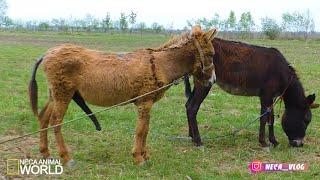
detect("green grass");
top-left (0, 31), bottom-right (319, 179)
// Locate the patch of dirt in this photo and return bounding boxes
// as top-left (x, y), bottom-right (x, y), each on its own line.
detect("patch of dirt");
top-left (0, 135), bottom-right (39, 178)
top-left (0, 135), bottom-right (38, 159)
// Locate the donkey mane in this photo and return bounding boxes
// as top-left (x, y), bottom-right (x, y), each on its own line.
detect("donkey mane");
top-left (151, 32), bottom-right (191, 51)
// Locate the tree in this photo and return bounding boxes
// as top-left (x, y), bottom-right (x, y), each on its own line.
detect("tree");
top-left (39, 22), bottom-right (50, 31)
top-left (210, 13), bottom-right (220, 29)
top-left (84, 14), bottom-right (94, 32)
top-left (281, 12), bottom-right (295, 32)
top-left (119, 12), bottom-right (128, 32)
top-left (261, 17), bottom-right (281, 40)
top-left (138, 22), bottom-right (146, 31)
top-left (195, 17), bottom-right (211, 30)
top-left (281, 10), bottom-right (315, 40)
top-left (226, 11), bottom-right (237, 31)
top-left (128, 11), bottom-right (137, 33)
top-left (0, 0), bottom-right (8, 26)
top-left (299, 10), bottom-right (315, 40)
top-left (102, 12), bottom-right (112, 33)
top-left (151, 22), bottom-right (163, 33)
top-left (239, 12), bottom-right (254, 31)
top-left (238, 12), bottom-right (255, 38)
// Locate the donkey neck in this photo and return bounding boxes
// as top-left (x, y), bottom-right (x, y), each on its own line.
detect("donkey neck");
top-left (283, 78), bottom-right (306, 109)
top-left (153, 46), bottom-right (196, 83)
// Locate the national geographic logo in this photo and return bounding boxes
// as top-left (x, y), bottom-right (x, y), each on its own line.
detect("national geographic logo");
top-left (6, 159), bottom-right (19, 176)
top-left (7, 159), bottom-right (63, 175)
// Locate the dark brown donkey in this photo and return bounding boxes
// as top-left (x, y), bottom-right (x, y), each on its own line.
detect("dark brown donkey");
top-left (184, 38), bottom-right (319, 148)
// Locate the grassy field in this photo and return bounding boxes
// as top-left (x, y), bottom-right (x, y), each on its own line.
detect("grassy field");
top-left (0, 31), bottom-right (319, 179)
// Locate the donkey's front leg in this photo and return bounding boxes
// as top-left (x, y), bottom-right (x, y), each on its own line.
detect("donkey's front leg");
top-left (186, 82), bottom-right (212, 146)
top-left (268, 108), bottom-right (279, 147)
top-left (259, 96), bottom-right (273, 148)
top-left (132, 100), bottom-right (153, 165)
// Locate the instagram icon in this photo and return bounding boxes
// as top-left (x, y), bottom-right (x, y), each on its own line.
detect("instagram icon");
top-left (249, 160), bottom-right (263, 173)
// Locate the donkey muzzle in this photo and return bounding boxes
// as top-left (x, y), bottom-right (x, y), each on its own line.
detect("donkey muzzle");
top-left (289, 139), bottom-right (304, 147)
top-left (209, 71), bottom-right (216, 85)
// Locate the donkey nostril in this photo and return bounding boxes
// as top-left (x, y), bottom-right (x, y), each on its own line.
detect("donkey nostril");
top-left (290, 139), bottom-right (304, 147)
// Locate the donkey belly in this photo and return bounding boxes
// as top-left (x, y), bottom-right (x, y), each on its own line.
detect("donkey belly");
top-left (217, 81), bottom-right (260, 96)
top-left (78, 89), bottom-right (132, 107)
top-left (78, 74), bottom-right (134, 107)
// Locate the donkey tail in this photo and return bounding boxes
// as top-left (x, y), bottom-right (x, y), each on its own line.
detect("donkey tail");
top-left (184, 74), bottom-right (192, 98)
top-left (28, 56), bottom-right (44, 117)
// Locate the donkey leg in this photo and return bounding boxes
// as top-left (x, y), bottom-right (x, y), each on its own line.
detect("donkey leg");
top-left (259, 97), bottom-right (273, 148)
top-left (186, 83), bottom-right (212, 146)
top-left (72, 91), bottom-right (101, 131)
top-left (38, 100), bottom-right (53, 158)
top-left (50, 96), bottom-right (74, 166)
top-left (132, 100), bottom-right (153, 165)
top-left (185, 90), bottom-right (195, 138)
top-left (268, 109), bottom-right (279, 147)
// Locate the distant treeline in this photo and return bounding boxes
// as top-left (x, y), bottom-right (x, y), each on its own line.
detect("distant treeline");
top-left (0, 0), bottom-right (318, 40)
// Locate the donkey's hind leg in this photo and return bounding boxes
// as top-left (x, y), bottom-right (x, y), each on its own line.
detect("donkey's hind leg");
top-left (132, 100), bottom-right (153, 165)
top-left (38, 100), bottom-right (53, 158)
top-left (50, 91), bottom-right (74, 166)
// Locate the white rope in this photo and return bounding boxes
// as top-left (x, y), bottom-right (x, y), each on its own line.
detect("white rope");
top-left (0, 77), bottom-right (185, 145)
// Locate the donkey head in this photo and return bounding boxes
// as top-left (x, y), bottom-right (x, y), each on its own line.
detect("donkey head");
top-left (189, 26), bottom-right (217, 87)
top-left (281, 94), bottom-right (319, 147)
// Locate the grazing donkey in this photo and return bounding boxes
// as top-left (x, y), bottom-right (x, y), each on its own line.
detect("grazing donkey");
top-left (184, 38), bottom-right (319, 148)
top-left (29, 26), bottom-right (217, 166)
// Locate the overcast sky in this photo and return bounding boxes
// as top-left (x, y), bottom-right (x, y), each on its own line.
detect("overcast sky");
top-left (6, 0), bottom-right (320, 30)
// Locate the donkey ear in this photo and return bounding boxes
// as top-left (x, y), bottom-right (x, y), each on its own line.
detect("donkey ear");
top-left (189, 25), bottom-right (202, 38)
top-left (306, 94), bottom-right (319, 108)
top-left (306, 94), bottom-right (316, 105)
top-left (205, 28), bottom-right (218, 41)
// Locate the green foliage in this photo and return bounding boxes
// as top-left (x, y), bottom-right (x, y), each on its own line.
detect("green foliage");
top-left (238, 12), bottom-right (255, 32)
top-left (119, 12), bottom-right (128, 32)
top-left (102, 12), bottom-right (112, 33)
top-left (282, 12), bottom-right (296, 32)
top-left (261, 17), bottom-right (281, 40)
top-left (38, 22), bottom-right (49, 31)
top-left (282, 10), bottom-right (315, 32)
top-left (226, 11), bottom-right (237, 31)
top-left (2, 15), bottom-right (12, 26)
top-left (281, 10), bottom-right (315, 40)
top-left (138, 22), bottom-right (146, 31)
top-left (129, 11), bottom-right (137, 28)
top-left (0, 0), bottom-right (8, 25)
top-left (151, 22), bottom-right (164, 33)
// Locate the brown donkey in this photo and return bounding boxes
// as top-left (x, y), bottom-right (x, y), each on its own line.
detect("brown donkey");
top-left (28, 26), bottom-right (218, 166)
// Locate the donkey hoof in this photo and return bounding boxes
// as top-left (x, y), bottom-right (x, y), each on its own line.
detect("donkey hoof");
top-left (261, 146), bottom-right (270, 152)
top-left (142, 152), bottom-right (150, 161)
top-left (196, 145), bottom-right (205, 152)
top-left (137, 160), bottom-right (146, 166)
top-left (65, 159), bottom-right (76, 168)
top-left (135, 158), bottom-right (146, 166)
top-left (194, 141), bottom-right (203, 147)
top-left (270, 141), bottom-right (279, 148)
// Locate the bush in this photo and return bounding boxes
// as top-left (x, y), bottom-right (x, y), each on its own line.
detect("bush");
top-left (261, 17), bottom-right (281, 40)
